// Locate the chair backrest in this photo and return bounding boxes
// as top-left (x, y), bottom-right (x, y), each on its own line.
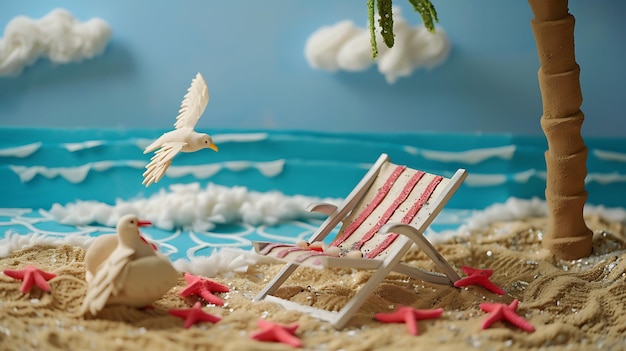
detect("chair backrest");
top-left (329, 160), bottom-right (454, 259)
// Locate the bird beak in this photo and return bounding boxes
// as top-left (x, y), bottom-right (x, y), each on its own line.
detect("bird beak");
top-left (138, 219), bottom-right (152, 227)
top-left (209, 143), bottom-right (218, 152)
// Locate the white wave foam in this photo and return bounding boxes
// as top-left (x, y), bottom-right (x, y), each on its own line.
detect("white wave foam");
top-left (436, 197), bottom-right (626, 240)
top-left (166, 164), bottom-right (221, 179)
top-left (403, 145), bottom-right (419, 156)
top-left (9, 164), bottom-right (91, 183)
top-left (460, 170), bottom-right (626, 188)
top-left (421, 145), bottom-right (516, 164)
top-left (305, 7), bottom-right (450, 84)
top-left (9, 161), bottom-right (121, 183)
top-left (172, 248), bottom-right (276, 277)
top-left (0, 8), bottom-right (111, 76)
top-left (593, 149), bottom-right (626, 163)
top-left (586, 172), bottom-right (626, 185)
top-left (49, 182), bottom-right (342, 231)
top-left (164, 159), bottom-right (285, 179)
top-left (0, 230), bottom-right (94, 257)
top-left (0, 142), bottom-right (41, 158)
top-left (584, 204), bottom-right (626, 223)
top-left (463, 169), bottom-right (544, 187)
top-left (464, 173), bottom-right (507, 187)
top-left (513, 169), bottom-right (538, 183)
top-left (457, 197), bottom-right (548, 234)
top-left (8, 159), bottom-right (284, 183)
top-left (63, 140), bottom-right (105, 152)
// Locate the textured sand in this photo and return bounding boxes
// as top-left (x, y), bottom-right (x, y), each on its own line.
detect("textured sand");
top-left (1, 214), bottom-right (626, 350)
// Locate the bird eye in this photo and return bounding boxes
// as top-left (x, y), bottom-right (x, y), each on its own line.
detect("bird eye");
top-left (205, 140), bottom-right (208, 144)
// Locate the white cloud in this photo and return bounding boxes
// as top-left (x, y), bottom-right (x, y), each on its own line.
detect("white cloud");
top-left (0, 8), bottom-right (112, 76)
top-left (305, 7), bottom-right (450, 84)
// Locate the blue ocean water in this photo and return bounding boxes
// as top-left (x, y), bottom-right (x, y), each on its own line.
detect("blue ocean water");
top-left (1, 128), bottom-right (625, 261)
top-left (1, 127), bottom-right (625, 210)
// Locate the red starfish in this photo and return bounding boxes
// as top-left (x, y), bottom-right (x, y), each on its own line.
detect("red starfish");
top-left (250, 319), bottom-right (302, 348)
top-left (168, 301), bottom-right (221, 328)
top-left (453, 266), bottom-right (505, 295)
top-left (374, 306), bottom-right (444, 335)
top-left (3, 265), bottom-right (57, 294)
top-left (479, 299), bottom-right (535, 332)
top-left (179, 272), bottom-right (230, 306)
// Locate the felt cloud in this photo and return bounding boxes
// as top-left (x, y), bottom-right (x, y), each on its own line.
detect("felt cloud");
top-left (304, 7), bottom-right (450, 84)
top-left (0, 8), bottom-right (111, 76)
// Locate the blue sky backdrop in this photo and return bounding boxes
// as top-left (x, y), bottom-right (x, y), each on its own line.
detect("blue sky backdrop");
top-left (0, 0), bottom-right (624, 136)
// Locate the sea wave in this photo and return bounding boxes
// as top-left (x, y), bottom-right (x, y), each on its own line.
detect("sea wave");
top-left (586, 172), bottom-right (626, 185)
top-left (420, 145), bottom-right (516, 164)
top-left (593, 149), bottom-right (626, 163)
top-left (62, 140), bottom-right (105, 152)
top-left (8, 159), bottom-right (285, 183)
top-left (0, 142), bottom-right (41, 158)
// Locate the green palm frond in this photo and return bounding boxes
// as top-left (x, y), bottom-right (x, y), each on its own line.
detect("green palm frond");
top-left (368, 0), bottom-right (439, 59)
top-left (408, 0), bottom-right (438, 33)
top-left (378, 0), bottom-right (395, 48)
top-left (367, 0), bottom-right (378, 58)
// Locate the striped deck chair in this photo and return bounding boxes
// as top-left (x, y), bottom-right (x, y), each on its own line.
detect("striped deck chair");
top-left (253, 153), bottom-right (467, 328)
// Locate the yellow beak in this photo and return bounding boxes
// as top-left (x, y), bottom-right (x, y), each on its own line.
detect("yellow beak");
top-left (209, 143), bottom-right (219, 152)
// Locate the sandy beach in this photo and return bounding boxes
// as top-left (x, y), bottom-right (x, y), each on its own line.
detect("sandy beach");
top-left (1, 214), bottom-right (625, 350)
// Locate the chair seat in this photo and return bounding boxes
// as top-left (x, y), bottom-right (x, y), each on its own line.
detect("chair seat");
top-left (253, 242), bottom-right (383, 270)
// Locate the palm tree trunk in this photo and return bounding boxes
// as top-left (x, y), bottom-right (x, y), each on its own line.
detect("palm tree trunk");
top-left (528, 0), bottom-right (592, 260)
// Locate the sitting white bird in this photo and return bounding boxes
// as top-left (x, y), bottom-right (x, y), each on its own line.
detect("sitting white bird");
top-left (142, 72), bottom-right (219, 187)
top-left (84, 216), bottom-right (157, 283)
top-left (80, 214), bottom-right (179, 315)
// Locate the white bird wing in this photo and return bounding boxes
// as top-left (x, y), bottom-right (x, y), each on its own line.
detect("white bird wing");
top-left (174, 72), bottom-right (209, 130)
top-left (143, 134), bottom-right (166, 154)
top-left (80, 246), bottom-right (134, 315)
top-left (142, 142), bottom-right (186, 187)
top-left (84, 235), bottom-right (117, 283)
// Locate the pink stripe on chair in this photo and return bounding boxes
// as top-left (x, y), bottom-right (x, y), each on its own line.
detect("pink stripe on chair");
top-left (259, 243), bottom-right (293, 256)
top-left (351, 171), bottom-right (425, 251)
top-left (365, 175), bottom-right (443, 258)
top-left (295, 251), bottom-right (332, 263)
top-left (276, 246), bottom-right (308, 259)
top-left (331, 165), bottom-right (406, 247)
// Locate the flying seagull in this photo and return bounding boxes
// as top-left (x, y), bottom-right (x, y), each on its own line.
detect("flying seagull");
top-left (142, 72), bottom-right (219, 187)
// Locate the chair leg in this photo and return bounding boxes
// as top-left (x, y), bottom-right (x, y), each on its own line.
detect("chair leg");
top-left (254, 263), bottom-right (299, 301)
top-left (255, 260), bottom-right (395, 329)
top-left (331, 258), bottom-right (400, 329)
top-left (381, 223), bottom-right (461, 283)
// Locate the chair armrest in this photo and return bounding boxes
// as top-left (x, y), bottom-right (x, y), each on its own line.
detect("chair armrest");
top-left (306, 202), bottom-right (338, 216)
top-left (381, 223), bottom-right (461, 283)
